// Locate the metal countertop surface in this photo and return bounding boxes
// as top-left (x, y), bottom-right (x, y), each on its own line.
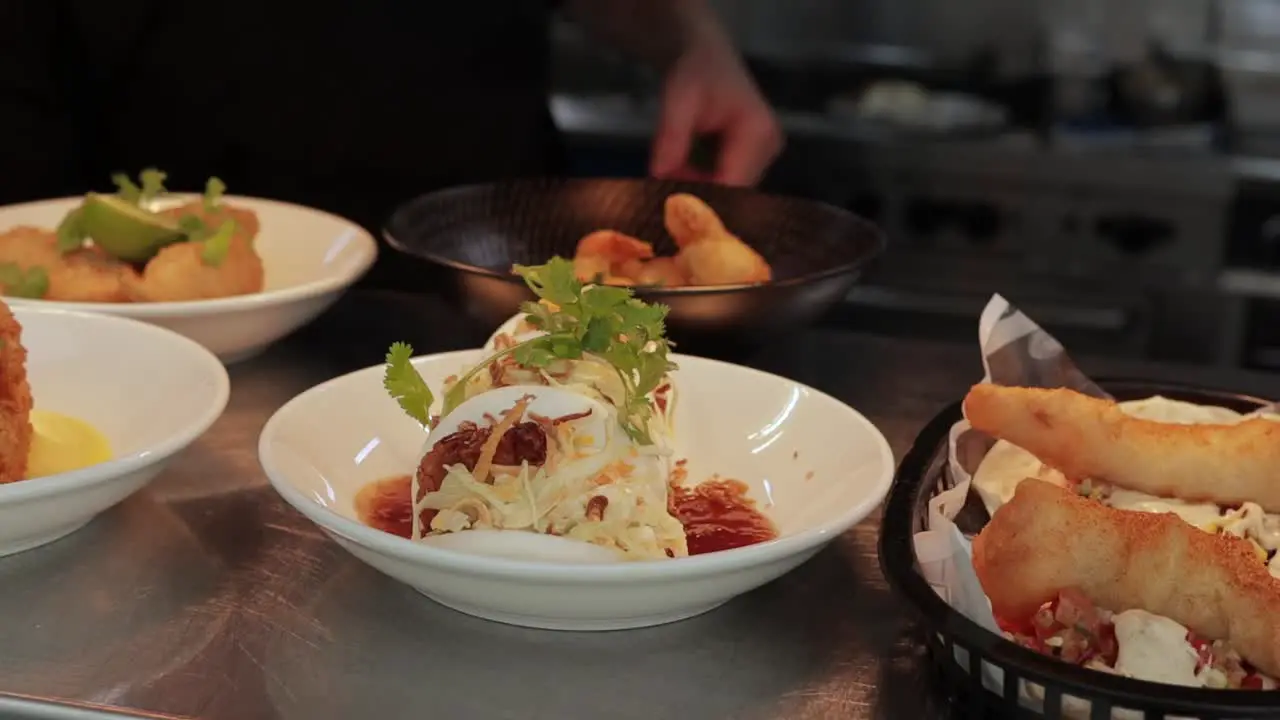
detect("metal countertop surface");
top-left (2, 291), bottom-right (1278, 720)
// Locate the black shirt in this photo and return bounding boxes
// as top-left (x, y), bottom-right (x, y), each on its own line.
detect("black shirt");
top-left (0, 1), bottom-right (563, 286)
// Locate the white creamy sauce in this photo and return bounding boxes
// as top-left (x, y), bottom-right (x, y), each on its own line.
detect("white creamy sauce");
top-left (1112, 610), bottom-right (1203, 687)
top-left (1105, 489), bottom-right (1223, 529)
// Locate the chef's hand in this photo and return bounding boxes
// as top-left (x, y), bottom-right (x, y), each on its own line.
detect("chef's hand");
top-left (649, 39), bottom-right (783, 187)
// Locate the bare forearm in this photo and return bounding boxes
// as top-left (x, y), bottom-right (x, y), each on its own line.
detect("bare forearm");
top-left (562, 0), bottom-right (732, 70)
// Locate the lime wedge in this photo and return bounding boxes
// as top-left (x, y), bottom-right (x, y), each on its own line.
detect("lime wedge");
top-left (79, 192), bottom-right (184, 262)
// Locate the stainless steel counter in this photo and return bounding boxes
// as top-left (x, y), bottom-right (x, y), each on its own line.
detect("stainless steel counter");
top-left (2, 291), bottom-right (1278, 720)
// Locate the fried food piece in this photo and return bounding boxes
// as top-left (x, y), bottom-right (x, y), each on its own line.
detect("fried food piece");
top-left (159, 201), bottom-right (261, 244)
top-left (664, 194), bottom-right (726, 248)
top-left (675, 235), bottom-right (772, 285)
top-left (973, 479), bottom-right (1280, 678)
top-left (126, 237), bottom-right (264, 302)
top-left (573, 255), bottom-right (610, 283)
top-left (963, 383), bottom-right (1280, 512)
top-left (0, 300), bottom-right (33, 483)
top-left (635, 257), bottom-right (686, 287)
top-left (575, 230), bottom-right (653, 264)
top-left (0, 227), bottom-right (134, 303)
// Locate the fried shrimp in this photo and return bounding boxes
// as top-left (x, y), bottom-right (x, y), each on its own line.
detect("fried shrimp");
top-left (963, 383), bottom-right (1280, 512)
top-left (663, 194), bottom-right (726, 248)
top-left (0, 227), bottom-right (134, 302)
top-left (973, 479), bottom-right (1280, 678)
top-left (126, 236), bottom-right (264, 302)
top-left (0, 300), bottom-right (33, 483)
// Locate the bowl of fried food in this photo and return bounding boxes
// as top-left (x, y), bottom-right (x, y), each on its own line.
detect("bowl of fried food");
top-left (0, 297), bottom-right (228, 556)
top-left (0, 169), bottom-right (378, 362)
top-left (383, 178), bottom-right (884, 353)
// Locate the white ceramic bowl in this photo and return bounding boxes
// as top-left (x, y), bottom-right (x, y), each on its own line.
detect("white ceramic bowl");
top-left (0, 195), bottom-right (378, 363)
top-left (259, 349), bottom-right (894, 631)
top-left (1, 306), bottom-right (229, 555)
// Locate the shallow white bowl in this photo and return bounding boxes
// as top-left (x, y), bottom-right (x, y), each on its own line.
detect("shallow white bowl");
top-left (1, 306), bottom-right (229, 555)
top-left (258, 349), bottom-right (894, 631)
top-left (0, 195), bottom-right (378, 363)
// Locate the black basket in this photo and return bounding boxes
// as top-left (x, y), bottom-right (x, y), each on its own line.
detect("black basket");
top-left (878, 379), bottom-right (1280, 719)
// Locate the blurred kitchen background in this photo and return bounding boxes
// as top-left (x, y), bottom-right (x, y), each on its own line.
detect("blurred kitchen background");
top-left (550, 0), bottom-right (1280, 371)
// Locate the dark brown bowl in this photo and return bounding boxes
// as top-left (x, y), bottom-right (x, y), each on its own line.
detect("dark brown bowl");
top-left (383, 178), bottom-right (885, 354)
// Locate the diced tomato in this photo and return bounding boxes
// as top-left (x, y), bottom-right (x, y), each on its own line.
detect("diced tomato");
top-left (1187, 631), bottom-right (1214, 671)
top-left (1243, 674), bottom-right (1265, 690)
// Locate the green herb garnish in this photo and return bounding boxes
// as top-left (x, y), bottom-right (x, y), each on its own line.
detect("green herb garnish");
top-left (55, 206), bottom-right (88, 253)
top-left (0, 263), bottom-right (49, 299)
top-left (203, 177), bottom-right (226, 213)
top-left (111, 168), bottom-right (167, 206)
top-left (199, 220), bottom-right (236, 267)
top-left (381, 257), bottom-right (675, 444)
top-left (383, 342), bottom-right (435, 426)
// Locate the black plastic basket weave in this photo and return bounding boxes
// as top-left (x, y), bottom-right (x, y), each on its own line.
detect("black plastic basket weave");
top-left (878, 379), bottom-right (1280, 720)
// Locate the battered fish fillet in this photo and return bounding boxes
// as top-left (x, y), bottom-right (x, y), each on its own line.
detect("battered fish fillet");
top-left (973, 479), bottom-right (1280, 678)
top-left (127, 237), bottom-right (264, 302)
top-left (0, 227), bottom-right (135, 302)
top-left (963, 383), bottom-right (1280, 511)
top-left (0, 301), bottom-right (32, 483)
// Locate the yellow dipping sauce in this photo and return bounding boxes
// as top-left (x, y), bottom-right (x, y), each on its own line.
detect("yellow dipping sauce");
top-left (27, 410), bottom-right (112, 478)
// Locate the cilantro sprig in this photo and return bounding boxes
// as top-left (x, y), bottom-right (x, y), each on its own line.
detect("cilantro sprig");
top-left (383, 341), bottom-right (435, 427)
top-left (199, 220), bottom-right (236, 266)
top-left (381, 257), bottom-right (675, 444)
top-left (112, 168), bottom-right (167, 206)
top-left (0, 263), bottom-right (49, 299)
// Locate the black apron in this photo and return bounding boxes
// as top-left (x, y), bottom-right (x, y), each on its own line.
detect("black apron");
top-left (0, 0), bottom-right (563, 289)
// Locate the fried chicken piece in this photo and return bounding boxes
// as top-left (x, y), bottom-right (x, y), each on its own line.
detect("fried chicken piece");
top-left (0, 300), bottom-right (33, 483)
top-left (963, 383), bottom-right (1280, 512)
top-left (973, 479), bottom-right (1280, 678)
top-left (664, 194), bottom-right (726, 248)
top-left (0, 227), bottom-right (135, 303)
top-left (159, 201), bottom-right (261, 244)
top-left (126, 237), bottom-right (264, 302)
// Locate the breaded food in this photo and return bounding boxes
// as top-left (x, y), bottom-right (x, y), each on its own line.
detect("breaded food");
top-left (0, 300), bottom-right (33, 483)
top-left (633, 256), bottom-right (685, 286)
top-left (0, 227), bottom-right (135, 303)
top-left (963, 383), bottom-right (1280, 511)
top-left (664, 194), bottom-right (726, 248)
top-left (675, 235), bottom-right (772, 285)
top-left (159, 201), bottom-right (261, 245)
top-left (126, 237), bottom-right (264, 302)
top-left (973, 479), bottom-right (1280, 678)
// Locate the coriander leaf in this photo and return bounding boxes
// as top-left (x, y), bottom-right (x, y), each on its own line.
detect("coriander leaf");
top-left (512, 344), bottom-right (556, 368)
top-left (200, 220), bottom-right (236, 267)
top-left (55, 206), bottom-right (88, 254)
top-left (19, 266), bottom-right (49, 299)
top-left (383, 342), bottom-right (434, 426)
top-left (513, 257), bottom-right (581, 307)
top-left (178, 214), bottom-right (207, 237)
top-left (504, 258), bottom-right (677, 444)
top-left (0, 263), bottom-right (49, 299)
top-left (138, 168), bottom-right (167, 204)
top-left (112, 173), bottom-right (142, 204)
top-left (203, 177), bottom-right (227, 212)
